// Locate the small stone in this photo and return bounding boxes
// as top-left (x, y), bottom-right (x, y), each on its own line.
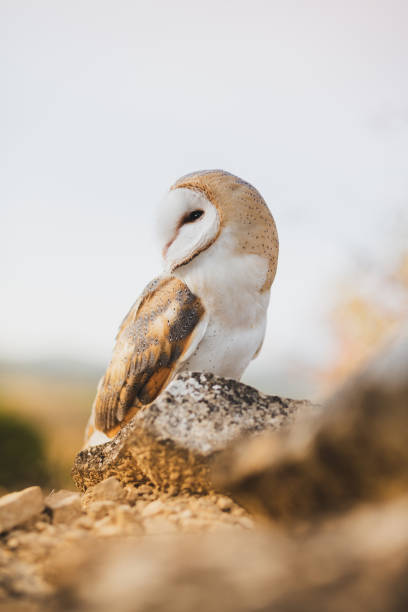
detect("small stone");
top-left (141, 500), bottom-right (164, 518)
top-left (0, 486), bottom-right (44, 533)
top-left (74, 516), bottom-right (93, 530)
top-left (94, 515), bottom-right (112, 529)
top-left (217, 496), bottom-right (234, 512)
top-left (86, 501), bottom-right (116, 521)
top-left (45, 490), bottom-right (82, 525)
top-left (35, 521), bottom-right (49, 532)
top-left (93, 515), bottom-right (122, 537)
top-left (124, 486), bottom-right (139, 505)
top-left (86, 477), bottom-right (126, 503)
top-left (6, 537), bottom-right (19, 549)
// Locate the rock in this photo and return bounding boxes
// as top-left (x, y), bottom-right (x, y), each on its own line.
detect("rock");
top-left (72, 372), bottom-right (318, 494)
top-left (83, 477), bottom-right (126, 504)
top-left (33, 522), bottom-right (46, 533)
top-left (141, 500), bottom-right (165, 518)
top-left (72, 430), bottom-right (147, 493)
top-left (126, 372), bottom-right (318, 493)
top-left (74, 516), bottom-right (93, 530)
top-left (215, 325), bottom-right (408, 522)
top-left (217, 496), bottom-right (234, 512)
top-left (0, 487), bottom-right (44, 534)
top-left (86, 501), bottom-right (117, 521)
top-left (45, 491), bottom-right (82, 525)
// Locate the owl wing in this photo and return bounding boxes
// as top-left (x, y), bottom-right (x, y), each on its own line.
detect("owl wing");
top-left (90, 275), bottom-right (207, 438)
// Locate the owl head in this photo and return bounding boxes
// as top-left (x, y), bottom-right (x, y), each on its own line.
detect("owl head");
top-left (157, 170), bottom-right (279, 292)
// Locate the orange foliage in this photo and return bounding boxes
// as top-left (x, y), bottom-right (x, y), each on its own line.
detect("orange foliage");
top-left (322, 253), bottom-right (408, 392)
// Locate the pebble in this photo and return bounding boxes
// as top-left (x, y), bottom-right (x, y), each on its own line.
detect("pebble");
top-left (45, 490), bottom-right (82, 525)
top-left (35, 521), bottom-right (48, 532)
top-left (141, 500), bottom-right (165, 518)
top-left (86, 501), bottom-right (116, 521)
top-left (75, 516), bottom-right (93, 530)
top-left (0, 487), bottom-right (44, 533)
top-left (85, 477), bottom-right (126, 504)
top-left (217, 496), bottom-right (234, 511)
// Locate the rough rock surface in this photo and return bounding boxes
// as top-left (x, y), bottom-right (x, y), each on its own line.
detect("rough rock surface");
top-left (71, 425), bottom-right (147, 492)
top-left (0, 487), bottom-right (44, 534)
top-left (216, 325), bottom-right (408, 522)
top-left (45, 490), bottom-right (81, 525)
top-left (73, 372), bottom-right (317, 493)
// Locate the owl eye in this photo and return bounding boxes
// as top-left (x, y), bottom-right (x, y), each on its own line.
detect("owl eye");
top-left (183, 209), bottom-right (204, 224)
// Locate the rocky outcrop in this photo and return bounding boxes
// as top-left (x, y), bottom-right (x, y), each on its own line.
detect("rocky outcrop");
top-left (216, 325), bottom-right (408, 522)
top-left (73, 372), bottom-right (318, 494)
top-left (3, 326), bottom-right (408, 611)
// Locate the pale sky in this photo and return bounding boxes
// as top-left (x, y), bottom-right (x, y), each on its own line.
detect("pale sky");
top-left (1, 1), bottom-right (407, 397)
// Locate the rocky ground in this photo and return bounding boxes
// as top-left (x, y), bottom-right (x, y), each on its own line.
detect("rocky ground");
top-left (1, 330), bottom-right (408, 611)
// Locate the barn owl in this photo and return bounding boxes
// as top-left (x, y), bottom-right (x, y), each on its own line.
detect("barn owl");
top-left (85, 170), bottom-right (279, 447)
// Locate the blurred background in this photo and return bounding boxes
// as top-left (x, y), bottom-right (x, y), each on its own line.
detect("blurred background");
top-left (1, 0), bottom-right (407, 490)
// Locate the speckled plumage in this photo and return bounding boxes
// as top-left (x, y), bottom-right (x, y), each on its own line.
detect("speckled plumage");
top-left (172, 170), bottom-right (278, 291)
top-left (85, 170), bottom-right (279, 447)
top-left (89, 277), bottom-right (206, 439)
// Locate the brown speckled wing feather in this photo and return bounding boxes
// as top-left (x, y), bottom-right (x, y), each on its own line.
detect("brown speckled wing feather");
top-left (93, 276), bottom-right (206, 436)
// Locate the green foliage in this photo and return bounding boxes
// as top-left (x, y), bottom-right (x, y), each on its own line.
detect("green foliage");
top-left (0, 407), bottom-right (51, 491)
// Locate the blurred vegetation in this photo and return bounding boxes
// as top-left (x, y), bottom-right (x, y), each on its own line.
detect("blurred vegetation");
top-left (0, 405), bottom-right (51, 492)
top-left (322, 251), bottom-right (408, 392)
top-left (0, 364), bottom-right (98, 492)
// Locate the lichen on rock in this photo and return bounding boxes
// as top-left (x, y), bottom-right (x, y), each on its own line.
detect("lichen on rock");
top-left (72, 371), bottom-right (317, 493)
